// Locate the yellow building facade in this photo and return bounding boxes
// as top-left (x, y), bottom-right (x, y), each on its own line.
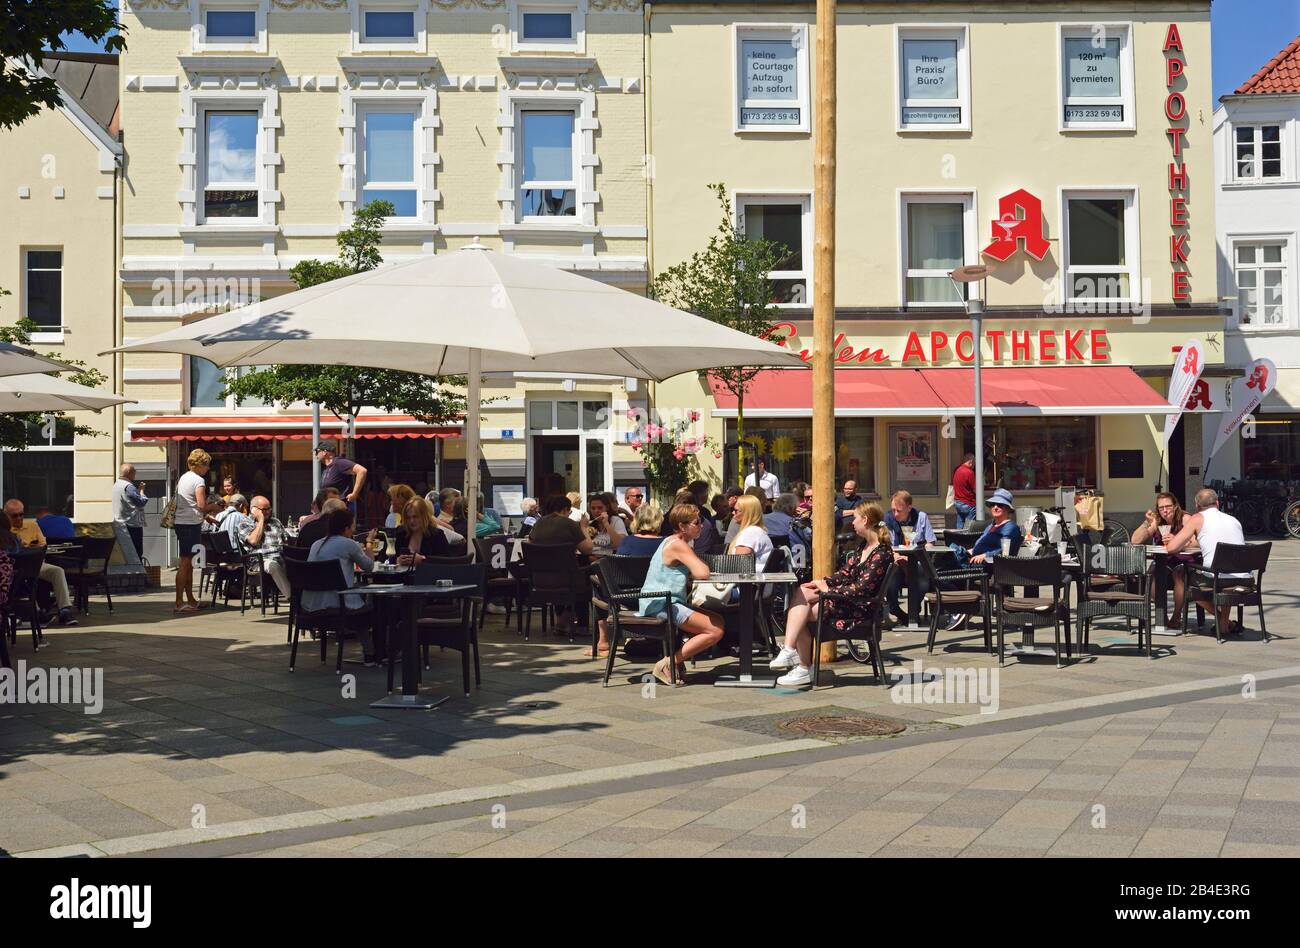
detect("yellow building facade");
top-left (647, 1), bottom-right (1223, 523)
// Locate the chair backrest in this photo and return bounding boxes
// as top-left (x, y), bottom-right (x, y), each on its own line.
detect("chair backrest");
top-left (11, 549), bottom-right (45, 584)
top-left (1081, 543), bottom-right (1146, 577)
top-left (764, 544), bottom-right (789, 575)
top-left (767, 533), bottom-right (790, 550)
top-left (520, 542), bottom-right (583, 593)
top-left (473, 535), bottom-right (513, 578)
top-left (78, 536), bottom-right (118, 570)
top-left (597, 555), bottom-right (652, 601)
top-left (412, 561), bottom-right (487, 596)
top-left (702, 552), bottom-right (756, 575)
top-left (916, 546), bottom-right (958, 584)
top-left (283, 556), bottom-right (350, 593)
top-left (425, 553), bottom-right (472, 566)
top-left (1210, 541), bottom-right (1271, 577)
top-left (993, 552), bottom-right (1063, 590)
top-left (281, 544), bottom-right (311, 564)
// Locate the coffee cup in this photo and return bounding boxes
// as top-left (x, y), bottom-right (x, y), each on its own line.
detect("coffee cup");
top-left (1000, 538), bottom-right (1012, 556)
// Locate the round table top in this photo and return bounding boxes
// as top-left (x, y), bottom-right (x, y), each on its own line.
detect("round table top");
top-left (352, 583), bottom-right (476, 597)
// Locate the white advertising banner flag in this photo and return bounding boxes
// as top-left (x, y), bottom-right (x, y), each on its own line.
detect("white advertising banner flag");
top-left (1162, 338), bottom-right (1205, 451)
top-left (1209, 358), bottom-right (1278, 463)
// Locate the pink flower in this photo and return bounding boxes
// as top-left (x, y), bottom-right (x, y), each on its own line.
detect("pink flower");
top-left (689, 410), bottom-right (701, 422)
top-left (630, 440), bottom-right (643, 450)
top-left (673, 450), bottom-right (686, 460)
top-left (625, 408), bottom-right (638, 421)
top-left (683, 438), bottom-right (698, 452)
top-left (645, 423), bottom-right (663, 440)
top-left (714, 452), bottom-right (722, 459)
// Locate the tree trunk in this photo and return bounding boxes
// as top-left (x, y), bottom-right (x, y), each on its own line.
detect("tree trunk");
top-left (736, 389), bottom-right (746, 490)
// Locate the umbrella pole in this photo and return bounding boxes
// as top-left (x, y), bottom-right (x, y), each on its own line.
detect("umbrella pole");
top-left (465, 350), bottom-right (481, 543)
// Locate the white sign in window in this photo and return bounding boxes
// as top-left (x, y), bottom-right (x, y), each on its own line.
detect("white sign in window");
top-left (359, 108), bottom-right (418, 218)
top-left (519, 111), bottom-right (576, 218)
top-left (1235, 243), bottom-right (1287, 327)
top-left (1060, 25), bottom-right (1133, 129)
top-left (203, 110), bottom-right (259, 220)
top-left (735, 26), bottom-right (809, 133)
top-left (897, 27), bottom-right (968, 130)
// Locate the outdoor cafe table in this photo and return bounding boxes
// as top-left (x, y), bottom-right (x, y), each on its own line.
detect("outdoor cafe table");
top-left (1144, 545), bottom-right (1200, 635)
top-left (712, 571), bottom-right (797, 689)
top-left (350, 582), bottom-right (476, 710)
top-left (979, 551), bottom-right (1084, 659)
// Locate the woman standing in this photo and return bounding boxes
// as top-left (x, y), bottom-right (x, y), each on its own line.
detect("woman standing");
top-left (395, 498), bottom-right (451, 565)
top-left (173, 448), bottom-right (212, 614)
top-left (768, 501), bottom-right (893, 689)
top-left (637, 503), bottom-right (725, 686)
top-left (1132, 491), bottom-right (1198, 628)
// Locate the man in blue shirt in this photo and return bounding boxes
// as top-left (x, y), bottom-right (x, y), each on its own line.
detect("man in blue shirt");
top-left (34, 506), bottom-right (76, 540)
top-left (967, 488), bottom-right (1023, 564)
top-left (884, 489), bottom-right (937, 623)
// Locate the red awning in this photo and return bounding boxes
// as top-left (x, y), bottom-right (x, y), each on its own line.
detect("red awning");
top-left (710, 366), bottom-right (1169, 417)
top-left (129, 414), bottom-right (461, 442)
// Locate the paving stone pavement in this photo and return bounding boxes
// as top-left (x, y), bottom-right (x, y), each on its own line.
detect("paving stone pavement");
top-left (3, 550), bottom-right (1300, 858)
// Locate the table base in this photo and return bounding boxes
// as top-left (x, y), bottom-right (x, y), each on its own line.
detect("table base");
top-left (1005, 644), bottom-right (1061, 658)
top-left (715, 673), bottom-right (778, 689)
top-left (369, 693), bottom-right (448, 710)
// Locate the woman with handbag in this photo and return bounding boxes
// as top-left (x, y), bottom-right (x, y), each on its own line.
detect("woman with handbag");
top-left (768, 501), bottom-right (894, 689)
top-left (637, 502), bottom-right (725, 686)
top-left (171, 448), bottom-right (212, 614)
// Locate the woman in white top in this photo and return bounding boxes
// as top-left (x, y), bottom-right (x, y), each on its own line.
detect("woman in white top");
top-left (586, 494), bottom-right (627, 556)
top-left (306, 507), bottom-right (379, 664)
top-left (728, 494), bottom-right (773, 572)
top-left (172, 448), bottom-right (212, 614)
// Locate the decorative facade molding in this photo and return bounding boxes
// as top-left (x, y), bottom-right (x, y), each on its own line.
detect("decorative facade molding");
top-left (497, 88), bottom-right (597, 230)
top-left (124, 0), bottom-right (189, 10)
top-left (338, 87), bottom-right (441, 238)
top-left (270, 0), bottom-right (349, 8)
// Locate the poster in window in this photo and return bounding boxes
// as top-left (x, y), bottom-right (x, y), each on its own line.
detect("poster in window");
top-left (888, 424), bottom-right (939, 495)
top-left (1064, 36), bottom-right (1122, 122)
top-left (741, 39), bottom-right (800, 126)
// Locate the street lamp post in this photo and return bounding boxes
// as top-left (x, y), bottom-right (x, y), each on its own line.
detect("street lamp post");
top-left (949, 265), bottom-right (994, 523)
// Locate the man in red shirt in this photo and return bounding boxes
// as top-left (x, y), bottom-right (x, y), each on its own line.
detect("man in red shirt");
top-left (952, 452), bottom-right (977, 528)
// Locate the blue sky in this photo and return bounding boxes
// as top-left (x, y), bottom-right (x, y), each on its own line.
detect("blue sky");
top-left (57, 0), bottom-right (1300, 102)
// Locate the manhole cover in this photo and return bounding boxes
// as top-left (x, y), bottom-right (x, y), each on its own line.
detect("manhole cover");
top-left (777, 714), bottom-right (906, 738)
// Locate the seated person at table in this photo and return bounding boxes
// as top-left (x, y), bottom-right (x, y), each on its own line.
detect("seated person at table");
top-left (519, 497), bottom-right (539, 537)
top-left (299, 498), bottom-right (348, 550)
top-left (728, 494), bottom-right (773, 573)
top-left (298, 488), bottom-right (340, 531)
top-left (528, 494), bottom-right (594, 554)
top-left (834, 479), bottom-right (863, 524)
top-left (884, 489), bottom-right (937, 624)
top-left (619, 503), bottom-right (666, 557)
top-left (221, 494), bottom-right (252, 548)
top-left (1132, 491), bottom-right (1198, 628)
top-left (450, 495), bottom-right (502, 540)
top-left (395, 498), bottom-right (451, 565)
top-left (34, 506), bottom-right (76, 541)
top-left (769, 501), bottom-right (893, 689)
top-left (586, 493), bottom-right (627, 556)
top-left (965, 489), bottom-right (1023, 565)
top-left (3, 498), bottom-right (78, 625)
top-left (385, 484), bottom-right (417, 530)
top-left (638, 503), bottom-right (725, 686)
top-left (236, 496), bottom-right (291, 599)
top-left (1162, 488), bottom-right (1248, 636)
top-left (304, 507), bottom-right (377, 665)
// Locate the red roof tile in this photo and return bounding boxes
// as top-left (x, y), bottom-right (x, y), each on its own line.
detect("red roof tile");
top-left (1235, 35), bottom-right (1300, 95)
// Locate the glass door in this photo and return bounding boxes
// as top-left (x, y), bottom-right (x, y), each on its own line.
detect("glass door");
top-left (527, 397), bottom-right (612, 500)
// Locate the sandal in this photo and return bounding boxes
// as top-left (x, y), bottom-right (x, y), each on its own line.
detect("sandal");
top-left (174, 604), bottom-right (199, 614)
top-left (652, 657), bottom-right (677, 687)
top-left (582, 646), bottom-right (611, 658)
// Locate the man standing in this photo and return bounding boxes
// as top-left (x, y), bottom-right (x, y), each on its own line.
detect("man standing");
top-left (315, 440), bottom-right (367, 515)
top-left (952, 452), bottom-right (977, 529)
top-left (237, 496), bottom-right (291, 600)
top-left (834, 479), bottom-right (862, 524)
top-left (743, 459), bottom-right (780, 500)
top-left (4, 499), bottom-right (78, 625)
top-left (1164, 488), bottom-right (1249, 636)
top-left (112, 464), bottom-right (149, 558)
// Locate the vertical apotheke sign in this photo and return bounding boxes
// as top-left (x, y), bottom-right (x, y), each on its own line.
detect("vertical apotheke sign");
top-left (1165, 24), bottom-right (1191, 302)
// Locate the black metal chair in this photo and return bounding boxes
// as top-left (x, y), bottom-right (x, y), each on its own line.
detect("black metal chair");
top-left (918, 547), bottom-right (991, 654)
top-left (410, 561), bottom-right (486, 697)
top-left (6, 551), bottom-right (47, 652)
top-left (991, 554), bottom-right (1070, 668)
top-left (283, 557), bottom-right (370, 674)
top-left (596, 555), bottom-right (679, 687)
top-left (1077, 544), bottom-right (1152, 658)
top-left (49, 536), bottom-right (116, 615)
top-left (518, 542), bottom-right (585, 642)
top-left (810, 561), bottom-right (896, 688)
top-left (206, 531), bottom-right (246, 608)
top-left (280, 545), bottom-right (311, 643)
top-left (474, 535), bottom-right (522, 631)
top-left (1184, 542), bottom-right (1271, 643)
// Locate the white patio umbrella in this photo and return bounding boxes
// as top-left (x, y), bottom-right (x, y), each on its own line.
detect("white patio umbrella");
top-left (0, 343), bottom-right (75, 377)
top-left (0, 372), bottom-right (134, 413)
top-left (107, 242), bottom-right (805, 526)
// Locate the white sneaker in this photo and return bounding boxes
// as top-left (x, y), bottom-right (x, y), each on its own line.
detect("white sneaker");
top-left (485, 603), bottom-right (507, 614)
top-left (768, 646), bottom-right (801, 671)
top-left (777, 665), bottom-right (812, 688)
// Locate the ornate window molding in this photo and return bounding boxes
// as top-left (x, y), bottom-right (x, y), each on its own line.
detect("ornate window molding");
top-left (508, 0), bottom-right (586, 55)
top-left (351, 0), bottom-right (430, 54)
top-left (179, 82), bottom-right (281, 231)
top-left (191, 0), bottom-right (269, 54)
top-left (496, 88), bottom-right (597, 234)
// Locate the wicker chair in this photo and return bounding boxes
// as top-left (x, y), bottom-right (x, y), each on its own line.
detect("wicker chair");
top-left (596, 555), bottom-right (679, 687)
top-left (809, 561), bottom-right (897, 688)
top-left (473, 535), bottom-right (523, 632)
top-left (1077, 544), bottom-right (1153, 658)
top-left (1183, 542), bottom-right (1271, 643)
top-left (991, 553), bottom-right (1070, 668)
top-left (917, 547), bottom-right (991, 654)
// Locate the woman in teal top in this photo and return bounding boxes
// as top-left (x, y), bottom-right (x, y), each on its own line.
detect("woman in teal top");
top-left (638, 502), bottom-right (725, 686)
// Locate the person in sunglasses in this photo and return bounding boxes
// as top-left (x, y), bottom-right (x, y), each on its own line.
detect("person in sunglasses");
top-left (964, 488), bottom-right (1024, 565)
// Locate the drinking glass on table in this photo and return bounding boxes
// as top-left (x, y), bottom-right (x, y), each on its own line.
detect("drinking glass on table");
top-left (901, 525), bottom-right (915, 546)
top-left (1000, 537), bottom-right (1012, 557)
top-left (1158, 525), bottom-right (1171, 544)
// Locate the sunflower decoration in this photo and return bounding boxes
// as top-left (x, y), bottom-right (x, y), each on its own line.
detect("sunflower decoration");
top-left (771, 435), bottom-right (796, 463)
top-left (746, 434), bottom-right (768, 458)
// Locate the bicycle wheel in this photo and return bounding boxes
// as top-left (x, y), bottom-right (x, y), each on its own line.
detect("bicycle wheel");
top-left (1101, 518), bottom-right (1129, 545)
top-left (1237, 500), bottom-right (1263, 536)
top-left (1266, 500), bottom-right (1289, 538)
top-left (1286, 500), bottom-right (1300, 540)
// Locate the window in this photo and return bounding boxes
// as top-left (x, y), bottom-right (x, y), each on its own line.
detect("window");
top-left (1234, 125), bottom-right (1282, 180)
top-left (900, 195), bottom-right (972, 306)
top-left (362, 9), bottom-right (415, 42)
top-left (1059, 24), bottom-right (1134, 129)
top-left (1063, 191), bottom-right (1138, 302)
top-left (510, 2), bottom-right (583, 53)
top-left (202, 110), bottom-right (259, 220)
top-left (193, 3), bottom-right (265, 53)
top-left (735, 25), bottom-right (810, 133)
top-left (1, 418), bottom-right (75, 515)
top-left (738, 195), bottom-right (810, 306)
top-left (518, 111), bottom-right (576, 219)
top-left (723, 420), bottom-right (875, 494)
top-left (353, 2), bottom-right (425, 52)
top-left (206, 9), bottom-right (256, 40)
top-left (358, 107), bottom-right (418, 218)
top-left (963, 418), bottom-right (1097, 492)
top-left (523, 11), bottom-right (573, 41)
top-left (23, 250), bottom-right (62, 333)
top-left (1235, 242), bottom-right (1287, 327)
top-left (1243, 417), bottom-right (1300, 480)
top-left (188, 359), bottom-right (269, 410)
top-left (897, 27), bottom-right (969, 130)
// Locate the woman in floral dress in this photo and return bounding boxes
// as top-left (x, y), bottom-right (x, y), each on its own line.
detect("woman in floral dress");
top-left (768, 501), bottom-right (894, 689)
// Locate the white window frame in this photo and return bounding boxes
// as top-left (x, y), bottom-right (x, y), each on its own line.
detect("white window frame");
top-left (185, 358), bottom-right (274, 413)
top-left (894, 24), bottom-right (971, 133)
top-left (198, 105), bottom-right (264, 225)
top-left (181, 88), bottom-right (279, 228)
top-left (525, 396), bottom-right (612, 501)
top-left (735, 191), bottom-right (813, 309)
top-left (509, 0), bottom-right (585, 55)
top-left (22, 247), bottom-right (64, 343)
top-left (351, 0), bottom-right (427, 54)
top-left (1231, 123), bottom-right (1286, 182)
top-left (517, 109), bottom-right (579, 222)
top-left (498, 90), bottom-right (596, 228)
top-left (1230, 236), bottom-right (1291, 330)
top-left (339, 89), bottom-right (439, 229)
top-left (1059, 187), bottom-right (1141, 306)
top-left (897, 191), bottom-right (977, 309)
top-left (356, 104), bottom-right (422, 221)
top-left (191, 0), bottom-right (268, 55)
top-left (1057, 22), bottom-right (1135, 132)
top-left (733, 23), bottom-right (811, 135)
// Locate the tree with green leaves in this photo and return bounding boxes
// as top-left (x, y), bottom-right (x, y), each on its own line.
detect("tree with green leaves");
top-left (0, 308), bottom-right (110, 451)
top-left (1, 0), bottom-right (126, 129)
top-left (222, 200), bottom-right (466, 431)
top-left (650, 184), bottom-right (785, 486)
